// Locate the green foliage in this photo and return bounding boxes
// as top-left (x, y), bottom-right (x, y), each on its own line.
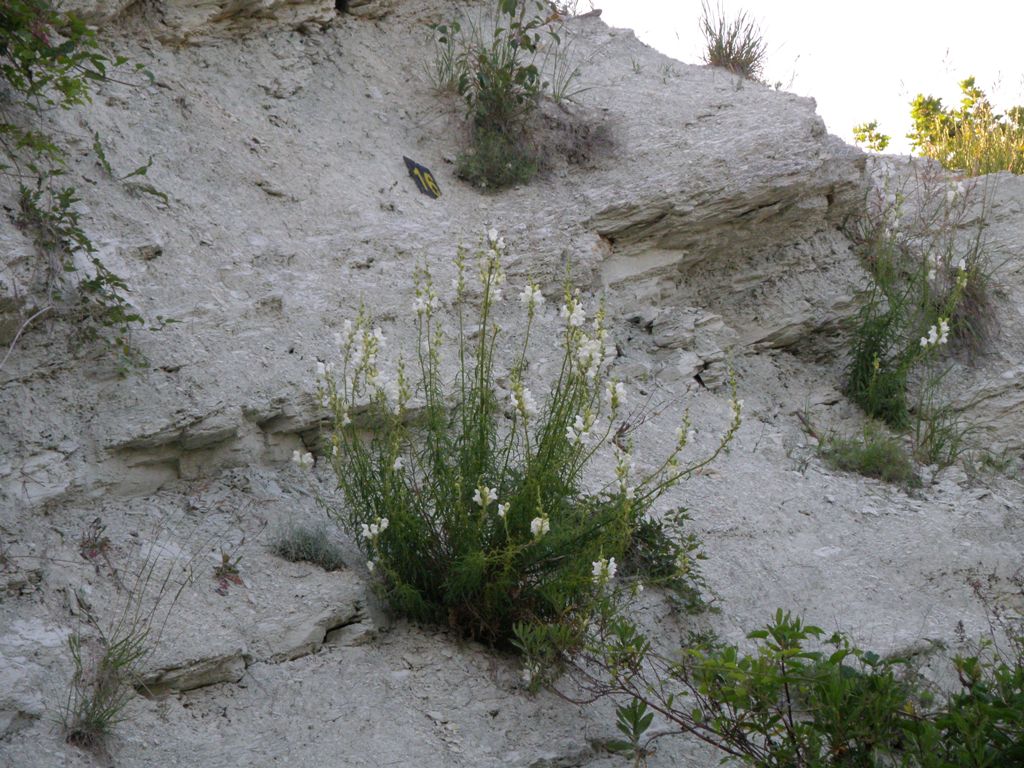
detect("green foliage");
top-left (698, 0), bottom-right (767, 81)
top-left (431, 1), bottom-right (573, 189)
top-left (605, 698), bottom-right (654, 766)
top-left (621, 507), bottom-right (709, 613)
top-left (270, 521), bottom-right (346, 571)
top-left (820, 422), bottom-right (920, 487)
top-left (909, 77), bottom-right (1024, 176)
top-left (1, 0), bottom-right (161, 369)
top-left (853, 120), bottom-right (891, 152)
top-left (321, 234), bottom-right (738, 645)
top-left (536, 607), bottom-right (1024, 768)
top-left (456, 125), bottom-right (538, 189)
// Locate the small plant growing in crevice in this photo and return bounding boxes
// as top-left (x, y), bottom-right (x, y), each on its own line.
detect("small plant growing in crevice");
top-left (270, 521), bottom-right (346, 571)
top-left (317, 231), bottom-right (739, 646)
top-left (843, 162), bottom-right (991, 468)
top-left (212, 546), bottom-right (244, 595)
top-left (430, 1), bottom-right (581, 190)
top-left (698, 0), bottom-right (767, 81)
top-left (819, 422), bottom-right (920, 487)
top-left (61, 542), bottom-right (191, 750)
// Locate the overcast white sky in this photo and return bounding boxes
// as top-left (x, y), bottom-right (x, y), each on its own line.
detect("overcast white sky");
top-left (592, 1), bottom-right (1024, 154)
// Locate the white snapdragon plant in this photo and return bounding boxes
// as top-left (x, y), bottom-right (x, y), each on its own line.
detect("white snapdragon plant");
top-left (319, 232), bottom-right (739, 646)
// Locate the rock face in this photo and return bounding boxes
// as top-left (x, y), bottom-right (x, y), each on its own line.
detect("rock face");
top-left (62, 0), bottom-right (393, 40)
top-left (0, 1), bottom-right (1022, 765)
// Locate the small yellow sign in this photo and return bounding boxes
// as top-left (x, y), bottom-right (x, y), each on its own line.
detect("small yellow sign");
top-left (403, 156), bottom-right (441, 199)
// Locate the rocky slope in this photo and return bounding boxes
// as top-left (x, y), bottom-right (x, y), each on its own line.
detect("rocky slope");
top-left (1, 1), bottom-right (1022, 766)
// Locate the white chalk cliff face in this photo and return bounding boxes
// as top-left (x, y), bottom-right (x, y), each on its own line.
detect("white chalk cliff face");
top-left (1, 1), bottom-right (1022, 765)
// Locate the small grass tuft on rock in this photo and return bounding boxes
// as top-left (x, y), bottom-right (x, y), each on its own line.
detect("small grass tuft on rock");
top-left (698, 0), bottom-right (767, 81)
top-left (270, 522), bottom-right (346, 571)
top-left (820, 423), bottom-right (920, 487)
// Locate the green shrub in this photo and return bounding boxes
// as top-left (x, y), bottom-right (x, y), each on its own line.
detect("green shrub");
top-left (855, 77), bottom-right (1024, 175)
top-left (1, 0), bottom-right (161, 370)
top-left (523, 607), bottom-right (1024, 767)
top-left (431, 1), bottom-right (571, 189)
top-left (319, 233), bottom-right (738, 645)
top-left (456, 126), bottom-right (538, 189)
top-left (910, 77), bottom-right (1024, 176)
top-left (270, 521), bottom-right (346, 571)
top-left (698, 0), bottom-right (767, 81)
top-left (853, 120), bottom-right (891, 152)
top-left (820, 423), bottom-right (920, 487)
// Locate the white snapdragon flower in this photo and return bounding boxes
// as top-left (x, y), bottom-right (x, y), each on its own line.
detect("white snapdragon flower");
top-left (510, 385), bottom-right (538, 418)
top-left (519, 284), bottom-right (545, 311)
top-left (360, 517), bottom-right (389, 540)
top-left (530, 515), bottom-right (550, 538)
top-left (560, 300), bottom-right (586, 328)
top-left (920, 318), bottom-right (950, 349)
top-left (566, 412), bottom-right (593, 444)
top-left (591, 556), bottom-right (618, 584)
top-left (473, 485), bottom-right (498, 508)
top-left (292, 450), bottom-right (314, 469)
top-left (412, 292), bottom-right (440, 315)
top-left (393, 456), bottom-right (404, 471)
top-left (731, 398), bottom-right (744, 422)
top-left (487, 228), bottom-right (505, 251)
top-left (957, 258), bottom-right (967, 272)
top-left (497, 503), bottom-right (509, 518)
top-left (366, 560), bottom-right (376, 573)
top-left (576, 337), bottom-right (605, 381)
top-left (605, 380), bottom-right (626, 410)
top-left (675, 426), bottom-right (696, 448)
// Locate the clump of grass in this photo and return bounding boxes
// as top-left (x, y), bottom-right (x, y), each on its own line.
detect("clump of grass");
top-left (62, 542), bottom-right (190, 750)
top-left (270, 522), bottom-right (346, 572)
top-left (63, 625), bottom-right (149, 750)
top-left (820, 423), bottom-right (920, 487)
top-left (698, 0), bottom-right (767, 81)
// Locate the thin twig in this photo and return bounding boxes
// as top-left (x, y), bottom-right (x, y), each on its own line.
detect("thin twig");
top-left (0, 305), bottom-right (51, 372)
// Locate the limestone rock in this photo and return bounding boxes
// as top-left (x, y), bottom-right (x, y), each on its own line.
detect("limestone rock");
top-left (138, 648), bottom-right (248, 696)
top-left (263, 603), bottom-right (365, 661)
